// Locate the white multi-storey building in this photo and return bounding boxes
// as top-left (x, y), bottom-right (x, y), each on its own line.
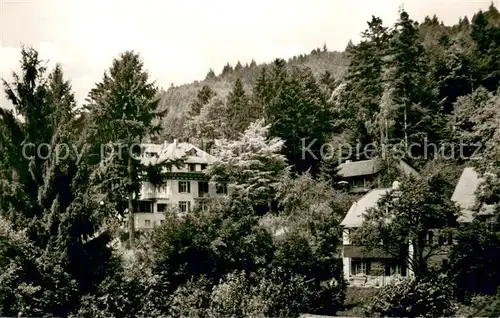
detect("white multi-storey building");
top-left (130, 139), bottom-right (220, 230)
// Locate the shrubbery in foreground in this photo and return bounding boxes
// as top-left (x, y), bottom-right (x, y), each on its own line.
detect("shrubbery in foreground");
top-left (364, 274), bottom-right (458, 318)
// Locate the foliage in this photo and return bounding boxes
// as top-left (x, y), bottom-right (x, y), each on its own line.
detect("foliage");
top-left (207, 268), bottom-right (321, 318)
top-left (449, 219), bottom-right (500, 301)
top-left (354, 170), bottom-right (460, 278)
top-left (1, 3), bottom-right (500, 316)
top-left (207, 119), bottom-right (289, 213)
top-left (341, 16), bottom-right (390, 146)
top-left (169, 276), bottom-right (212, 318)
top-left (188, 84), bottom-right (215, 118)
top-left (453, 87), bottom-right (500, 149)
top-left (84, 51), bottom-right (164, 246)
top-left (363, 274), bottom-right (458, 317)
top-left (466, 293), bottom-right (500, 317)
top-left (386, 11), bottom-right (444, 153)
top-left (185, 96), bottom-right (231, 145)
top-left (226, 78), bottom-right (254, 134)
top-left (263, 62), bottom-right (334, 175)
top-left (0, 47), bottom-right (116, 317)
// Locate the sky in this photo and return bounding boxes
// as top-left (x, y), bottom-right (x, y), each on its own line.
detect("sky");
top-left (0, 0), bottom-right (496, 109)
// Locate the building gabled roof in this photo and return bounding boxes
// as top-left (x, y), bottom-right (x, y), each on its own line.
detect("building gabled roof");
top-left (159, 141), bottom-right (218, 164)
top-left (451, 167), bottom-right (495, 223)
top-left (337, 159), bottom-right (381, 178)
top-left (340, 188), bottom-right (392, 228)
top-left (337, 158), bottom-right (419, 179)
top-left (139, 140), bottom-right (218, 166)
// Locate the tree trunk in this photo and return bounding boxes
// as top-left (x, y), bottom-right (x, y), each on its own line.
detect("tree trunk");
top-left (404, 104), bottom-right (408, 151)
top-left (413, 235), bottom-right (428, 279)
top-left (127, 154), bottom-right (135, 248)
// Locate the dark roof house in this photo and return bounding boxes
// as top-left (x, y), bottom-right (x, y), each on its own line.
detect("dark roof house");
top-left (336, 158), bottom-right (419, 193)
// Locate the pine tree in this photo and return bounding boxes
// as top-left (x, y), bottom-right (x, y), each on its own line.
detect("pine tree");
top-left (388, 10), bottom-right (443, 155)
top-left (188, 85), bottom-right (215, 118)
top-left (471, 5), bottom-right (500, 92)
top-left (221, 63), bottom-right (233, 76)
top-left (187, 96), bottom-right (230, 146)
top-left (0, 47), bottom-right (116, 316)
top-left (227, 78), bottom-right (250, 134)
top-left (345, 39), bottom-right (355, 51)
top-left (234, 61), bottom-right (243, 72)
top-left (1, 47), bottom-right (51, 224)
top-left (252, 66), bottom-right (271, 114)
top-left (46, 63), bottom-right (76, 126)
top-left (340, 16), bottom-right (390, 151)
top-left (85, 51), bottom-right (163, 248)
top-left (319, 70), bottom-right (336, 94)
top-left (205, 69), bottom-right (216, 81)
top-left (264, 65), bottom-right (333, 175)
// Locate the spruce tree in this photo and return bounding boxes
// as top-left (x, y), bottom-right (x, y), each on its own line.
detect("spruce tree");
top-left (205, 69), bottom-right (216, 81)
top-left (234, 61), bottom-right (243, 72)
top-left (221, 63), bottom-right (233, 76)
top-left (264, 65), bottom-right (333, 175)
top-left (0, 47), bottom-right (116, 316)
top-left (387, 10), bottom-right (443, 156)
top-left (341, 16), bottom-right (390, 150)
top-left (471, 6), bottom-right (500, 92)
top-left (188, 85), bottom-right (215, 118)
top-left (252, 66), bottom-right (271, 115)
top-left (85, 51), bottom-right (163, 248)
top-left (227, 78), bottom-right (250, 134)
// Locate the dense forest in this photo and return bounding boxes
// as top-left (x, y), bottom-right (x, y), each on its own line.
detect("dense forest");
top-left (0, 3), bottom-right (499, 317)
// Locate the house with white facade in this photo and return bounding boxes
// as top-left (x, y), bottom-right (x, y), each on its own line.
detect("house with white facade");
top-left (340, 166), bottom-right (496, 288)
top-left (129, 139), bottom-right (221, 231)
top-left (340, 183), bottom-right (410, 288)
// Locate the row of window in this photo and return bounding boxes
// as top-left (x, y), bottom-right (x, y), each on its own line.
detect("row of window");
top-left (144, 219), bottom-right (164, 227)
top-left (178, 181), bottom-right (227, 194)
top-left (142, 201), bottom-right (210, 227)
top-left (178, 200), bottom-right (209, 212)
top-left (346, 229), bottom-right (454, 246)
top-left (140, 200), bottom-right (210, 215)
top-left (144, 181), bottom-right (227, 195)
top-left (351, 259), bottom-right (405, 276)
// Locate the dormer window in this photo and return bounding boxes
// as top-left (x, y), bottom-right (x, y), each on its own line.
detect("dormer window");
top-left (186, 148), bottom-right (197, 156)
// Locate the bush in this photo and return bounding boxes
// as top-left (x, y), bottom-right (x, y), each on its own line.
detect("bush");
top-left (207, 268), bottom-right (319, 318)
top-left (169, 276), bottom-right (212, 318)
top-left (364, 274), bottom-right (458, 318)
top-left (458, 293), bottom-right (500, 317)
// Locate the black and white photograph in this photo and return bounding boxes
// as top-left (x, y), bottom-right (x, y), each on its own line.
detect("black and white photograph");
top-left (0, 0), bottom-right (499, 316)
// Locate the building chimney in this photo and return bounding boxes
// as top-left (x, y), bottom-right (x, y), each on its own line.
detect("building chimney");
top-left (164, 140), bottom-right (167, 148)
top-left (173, 138), bottom-right (178, 147)
top-left (392, 180), bottom-right (401, 190)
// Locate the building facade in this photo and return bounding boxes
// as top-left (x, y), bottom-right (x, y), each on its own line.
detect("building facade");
top-left (336, 158), bottom-right (419, 194)
top-left (340, 185), bottom-right (411, 288)
top-left (340, 166), bottom-right (496, 288)
top-left (130, 139), bottom-right (222, 231)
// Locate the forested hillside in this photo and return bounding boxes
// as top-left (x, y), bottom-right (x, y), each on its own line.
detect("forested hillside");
top-left (159, 4), bottom-right (499, 174)
top-left (159, 49), bottom-right (348, 141)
